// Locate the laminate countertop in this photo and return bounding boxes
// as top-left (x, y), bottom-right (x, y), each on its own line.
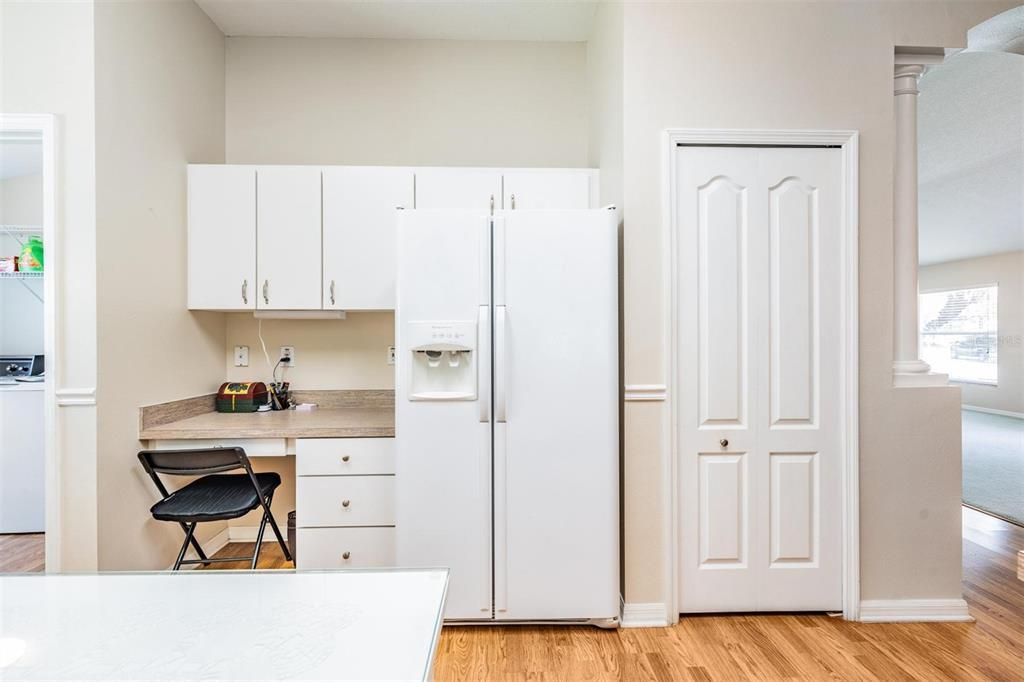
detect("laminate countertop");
top-left (138, 391), bottom-right (395, 440)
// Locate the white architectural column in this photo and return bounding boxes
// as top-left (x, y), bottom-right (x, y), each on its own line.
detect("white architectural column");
top-left (893, 52), bottom-right (948, 387)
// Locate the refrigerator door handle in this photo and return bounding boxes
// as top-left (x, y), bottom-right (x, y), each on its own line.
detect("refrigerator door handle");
top-left (495, 305), bottom-right (507, 423)
top-left (478, 305), bottom-right (490, 422)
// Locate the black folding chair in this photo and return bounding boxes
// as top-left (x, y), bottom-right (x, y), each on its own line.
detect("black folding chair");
top-left (138, 447), bottom-right (293, 570)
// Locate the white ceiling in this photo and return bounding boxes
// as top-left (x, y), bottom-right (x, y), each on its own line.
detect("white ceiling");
top-left (918, 50), bottom-right (1024, 265)
top-left (195, 0), bottom-right (599, 41)
top-left (0, 140), bottom-right (42, 181)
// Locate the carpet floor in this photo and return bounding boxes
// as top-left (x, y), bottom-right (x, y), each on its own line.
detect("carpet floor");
top-left (963, 409), bottom-right (1024, 526)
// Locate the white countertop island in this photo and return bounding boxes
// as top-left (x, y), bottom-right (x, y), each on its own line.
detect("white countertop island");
top-left (0, 569), bottom-right (448, 681)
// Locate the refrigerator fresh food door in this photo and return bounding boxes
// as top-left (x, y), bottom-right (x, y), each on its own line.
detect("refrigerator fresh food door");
top-left (395, 210), bottom-right (493, 620)
top-left (492, 210), bottom-right (620, 621)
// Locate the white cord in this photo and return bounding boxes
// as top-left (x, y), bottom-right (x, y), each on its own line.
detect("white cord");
top-left (258, 318), bottom-right (272, 371)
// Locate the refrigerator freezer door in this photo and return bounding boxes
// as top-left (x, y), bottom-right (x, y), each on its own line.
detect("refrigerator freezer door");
top-left (395, 210), bottom-right (493, 620)
top-left (492, 210), bottom-right (620, 621)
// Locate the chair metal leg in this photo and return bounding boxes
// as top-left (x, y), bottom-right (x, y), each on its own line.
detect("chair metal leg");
top-left (251, 507), bottom-right (270, 570)
top-left (261, 494), bottom-right (293, 563)
top-left (174, 523), bottom-right (197, 570)
top-left (178, 521), bottom-right (210, 563)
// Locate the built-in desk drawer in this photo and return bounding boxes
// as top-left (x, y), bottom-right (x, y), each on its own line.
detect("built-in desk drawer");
top-left (296, 438), bottom-right (395, 476)
top-left (297, 475), bottom-right (395, 527)
top-left (295, 527), bottom-right (395, 569)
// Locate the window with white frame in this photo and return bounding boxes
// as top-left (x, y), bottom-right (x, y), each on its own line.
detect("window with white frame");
top-left (920, 285), bottom-right (998, 385)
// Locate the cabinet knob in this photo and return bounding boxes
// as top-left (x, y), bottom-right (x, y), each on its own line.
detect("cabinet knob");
top-left (341, 455), bottom-right (350, 463)
top-left (342, 551), bottom-right (351, 560)
top-left (342, 499), bottom-right (351, 508)
top-left (720, 439), bottom-right (729, 448)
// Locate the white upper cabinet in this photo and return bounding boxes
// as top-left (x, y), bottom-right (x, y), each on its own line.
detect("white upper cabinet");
top-left (256, 167), bottom-right (323, 310)
top-left (188, 165), bottom-right (256, 311)
top-left (323, 167), bottom-right (414, 311)
top-left (502, 170), bottom-right (598, 210)
top-left (414, 168), bottom-right (503, 211)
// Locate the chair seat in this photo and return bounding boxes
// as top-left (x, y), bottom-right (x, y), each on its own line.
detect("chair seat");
top-left (150, 473), bottom-right (281, 522)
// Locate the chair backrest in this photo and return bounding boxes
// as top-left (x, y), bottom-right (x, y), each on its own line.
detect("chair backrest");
top-left (138, 447), bottom-right (249, 477)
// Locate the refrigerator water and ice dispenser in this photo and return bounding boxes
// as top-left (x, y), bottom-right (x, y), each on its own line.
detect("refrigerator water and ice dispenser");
top-left (406, 321), bottom-right (477, 400)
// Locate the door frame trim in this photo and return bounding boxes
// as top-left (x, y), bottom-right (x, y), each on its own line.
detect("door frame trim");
top-left (662, 128), bottom-right (860, 621)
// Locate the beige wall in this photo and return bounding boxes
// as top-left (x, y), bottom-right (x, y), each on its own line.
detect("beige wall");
top-left (921, 251), bottom-right (1024, 415)
top-left (94, 0), bottom-right (227, 570)
top-left (225, 37), bottom-right (589, 168)
top-left (1, 0), bottom-right (99, 570)
top-left (0, 172), bottom-right (42, 225)
top-left (620, 1), bottom-right (1015, 609)
top-left (587, 2), bottom-right (623, 210)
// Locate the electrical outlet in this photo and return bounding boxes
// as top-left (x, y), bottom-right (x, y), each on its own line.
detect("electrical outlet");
top-left (387, 346), bottom-right (396, 365)
top-left (280, 346), bottom-right (295, 366)
top-left (233, 345), bottom-right (249, 367)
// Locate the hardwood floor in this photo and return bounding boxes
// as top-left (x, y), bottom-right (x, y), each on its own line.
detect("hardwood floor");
top-left (0, 533), bottom-right (44, 573)
top-left (5, 510), bottom-right (1022, 679)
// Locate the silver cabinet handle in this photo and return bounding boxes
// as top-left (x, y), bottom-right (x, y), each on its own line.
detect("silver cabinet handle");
top-left (720, 439), bottom-right (729, 448)
top-left (330, 280), bottom-right (336, 306)
top-left (262, 280), bottom-right (269, 305)
top-left (490, 194), bottom-right (495, 215)
top-left (341, 455), bottom-right (350, 463)
top-left (241, 279), bottom-right (248, 304)
top-left (510, 193), bottom-right (516, 210)
top-left (342, 552), bottom-right (351, 560)
top-left (342, 499), bottom-right (351, 508)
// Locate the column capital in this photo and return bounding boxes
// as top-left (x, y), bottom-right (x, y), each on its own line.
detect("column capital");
top-left (894, 64), bottom-right (926, 95)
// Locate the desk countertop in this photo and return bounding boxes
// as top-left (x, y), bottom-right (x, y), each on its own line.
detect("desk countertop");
top-left (139, 407), bottom-right (394, 440)
top-left (138, 391), bottom-right (394, 440)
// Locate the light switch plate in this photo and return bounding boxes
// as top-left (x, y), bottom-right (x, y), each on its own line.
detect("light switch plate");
top-left (233, 345), bottom-right (249, 367)
top-left (387, 346), bottom-right (396, 365)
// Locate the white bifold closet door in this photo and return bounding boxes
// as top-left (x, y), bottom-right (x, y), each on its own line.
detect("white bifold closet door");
top-left (677, 146), bottom-right (843, 613)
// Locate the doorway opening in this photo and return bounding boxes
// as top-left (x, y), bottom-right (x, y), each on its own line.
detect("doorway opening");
top-left (0, 115), bottom-right (58, 572)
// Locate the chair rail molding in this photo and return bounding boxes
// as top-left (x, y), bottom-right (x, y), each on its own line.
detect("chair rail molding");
top-left (56, 387), bottom-right (96, 407)
top-left (624, 384), bottom-right (667, 401)
top-left (662, 127), bottom-right (861, 623)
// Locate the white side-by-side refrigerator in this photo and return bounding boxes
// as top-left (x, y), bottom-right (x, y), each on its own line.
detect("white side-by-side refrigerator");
top-left (396, 208), bottom-right (619, 624)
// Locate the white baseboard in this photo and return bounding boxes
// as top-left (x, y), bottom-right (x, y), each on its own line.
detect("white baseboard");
top-left (621, 602), bottom-right (671, 628)
top-left (228, 526), bottom-right (282, 543)
top-left (859, 599), bottom-right (973, 623)
top-left (962, 404), bottom-right (1024, 420)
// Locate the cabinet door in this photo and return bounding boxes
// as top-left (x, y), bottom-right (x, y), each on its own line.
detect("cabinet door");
top-left (414, 168), bottom-right (502, 211)
top-left (323, 167), bottom-right (413, 310)
top-left (187, 165), bottom-right (255, 310)
top-left (502, 170), bottom-right (597, 210)
top-left (256, 167), bottom-right (322, 310)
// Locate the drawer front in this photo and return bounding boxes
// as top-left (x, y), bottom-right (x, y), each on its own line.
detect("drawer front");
top-left (296, 438), bottom-right (395, 476)
top-left (297, 475), bottom-right (395, 527)
top-left (295, 527), bottom-right (395, 570)
top-left (146, 438), bottom-right (289, 457)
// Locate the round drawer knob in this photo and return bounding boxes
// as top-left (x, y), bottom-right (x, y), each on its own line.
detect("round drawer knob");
top-left (342, 499), bottom-right (351, 508)
top-left (342, 551), bottom-right (351, 560)
top-left (341, 455), bottom-right (350, 463)
top-left (719, 439), bottom-right (729, 448)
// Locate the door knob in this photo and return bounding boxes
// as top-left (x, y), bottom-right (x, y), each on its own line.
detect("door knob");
top-left (342, 499), bottom-right (351, 508)
top-left (720, 439), bottom-right (729, 448)
top-left (342, 552), bottom-right (351, 560)
top-left (341, 455), bottom-right (350, 463)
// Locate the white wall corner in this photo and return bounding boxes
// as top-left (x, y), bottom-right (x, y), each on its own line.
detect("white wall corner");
top-left (858, 599), bottom-right (972, 623)
top-left (621, 602), bottom-right (672, 628)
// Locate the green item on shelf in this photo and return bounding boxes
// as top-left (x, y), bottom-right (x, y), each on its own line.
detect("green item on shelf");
top-left (20, 236), bottom-right (43, 272)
